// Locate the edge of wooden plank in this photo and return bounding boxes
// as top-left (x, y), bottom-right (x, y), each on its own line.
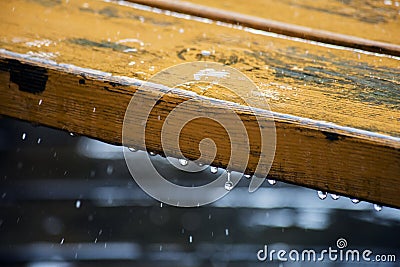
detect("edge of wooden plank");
top-left (0, 49), bottom-right (399, 208)
top-left (123, 0), bottom-right (400, 57)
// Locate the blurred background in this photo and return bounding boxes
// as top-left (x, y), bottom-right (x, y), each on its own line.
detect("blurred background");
top-left (0, 117), bottom-right (399, 267)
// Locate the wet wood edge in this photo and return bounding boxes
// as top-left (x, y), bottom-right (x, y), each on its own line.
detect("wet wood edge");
top-left (124, 0), bottom-right (400, 57)
top-left (0, 50), bottom-right (399, 208)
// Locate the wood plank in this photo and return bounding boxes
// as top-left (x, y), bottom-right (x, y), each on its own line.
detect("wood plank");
top-left (178, 0), bottom-right (400, 46)
top-left (1, 49), bottom-right (399, 208)
top-left (0, 0), bottom-right (399, 207)
top-left (0, 0), bottom-right (399, 137)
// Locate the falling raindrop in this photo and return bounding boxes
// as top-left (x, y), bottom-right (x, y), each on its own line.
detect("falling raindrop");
top-left (75, 200), bottom-right (81, 208)
top-left (21, 133), bottom-right (26, 140)
top-left (225, 228), bottom-right (229, 236)
top-left (93, 107), bottom-right (96, 112)
top-left (189, 235), bottom-right (193, 243)
top-left (159, 245), bottom-right (163, 251)
top-left (60, 238), bottom-right (64, 244)
top-left (374, 204), bottom-right (382, 211)
top-left (330, 194), bottom-right (340, 200)
top-left (38, 99), bottom-right (43, 105)
top-left (160, 202), bottom-right (163, 208)
top-left (351, 198), bottom-right (360, 204)
top-left (106, 165), bottom-right (114, 175)
top-left (37, 138), bottom-right (41, 144)
top-left (149, 151), bottom-right (157, 156)
top-left (267, 179), bottom-right (276, 185)
top-left (224, 171), bottom-right (234, 191)
top-left (128, 147), bottom-right (137, 152)
top-left (210, 166), bottom-right (218, 174)
top-left (317, 191), bottom-right (327, 200)
top-left (179, 159), bottom-right (188, 166)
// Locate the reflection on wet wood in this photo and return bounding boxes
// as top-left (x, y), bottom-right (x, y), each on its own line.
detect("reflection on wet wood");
top-left (0, 0), bottom-right (399, 207)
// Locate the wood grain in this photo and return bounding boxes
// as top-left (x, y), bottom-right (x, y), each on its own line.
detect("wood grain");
top-left (0, 0), bottom-right (399, 207)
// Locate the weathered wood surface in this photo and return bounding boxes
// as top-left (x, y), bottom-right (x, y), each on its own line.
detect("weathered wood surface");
top-left (0, 0), bottom-right (399, 207)
top-left (181, 0), bottom-right (400, 46)
top-left (128, 0), bottom-right (400, 56)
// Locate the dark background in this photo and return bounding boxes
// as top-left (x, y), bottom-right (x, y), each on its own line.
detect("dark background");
top-left (0, 117), bottom-right (399, 266)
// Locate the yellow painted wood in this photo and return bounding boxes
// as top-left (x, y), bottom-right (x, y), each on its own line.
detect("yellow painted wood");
top-left (183, 0), bottom-right (400, 45)
top-left (1, 50), bottom-right (399, 209)
top-left (0, 0), bottom-right (399, 207)
top-left (0, 0), bottom-right (398, 137)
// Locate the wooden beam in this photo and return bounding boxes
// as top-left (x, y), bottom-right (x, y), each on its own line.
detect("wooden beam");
top-left (179, 0), bottom-right (400, 46)
top-left (127, 0), bottom-right (400, 56)
top-left (0, 50), bottom-right (399, 208)
top-left (0, 0), bottom-right (399, 207)
top-left (0, 0), bottom-right (399, 138)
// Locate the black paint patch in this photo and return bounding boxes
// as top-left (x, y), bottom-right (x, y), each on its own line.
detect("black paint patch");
top-left (4, 59), bottom-right (48, 94)
top-left (322, 131), bottom-right (341, 141)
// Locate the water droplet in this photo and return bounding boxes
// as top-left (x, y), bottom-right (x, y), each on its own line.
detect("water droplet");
top-left (179, 159), bottom-right (188, 166)
top-left (244, 174), bottom-right (251, 179)
top-left (351, 198), bottom-right (360, 204)
top-left (189, 235), bottom-right (193, 243)
top-left (374, 204), bottom-right (382, 211)
top-left (224, 181), bottom-right (233, 191)
top-left (38, 99), bottom-right (42, 105)
top-left (267, 179), bottom-right (276, 185)
top-left (21, 133), bottom-right (26, 140)
top-left (106, 165), bottom-right (113, 175)
top-left (225, 228), bottom-right (229, 236)
top-left (128, 147), bottom-right (137, 152)
top-left (159, 245), bottom-right (163, 251)
top-left (330, 194), bottom-right (340, 200)
top-left (69, 132), bottom-right (74, 136)
top-left (93, 107), bottom-right (96, 112)
top-left (317, 191), bottom-right (327, 200)
top-left (75, 200), bottom-right (81, 208)
top-left (210, 166), bottom-right (218, 173)
top-left (37, 138), bottom-right (41, 144)
top-left (224, 171), bottom-right (234, 191)
top-left (60, 238), bottom-right (64, 244)
top-left (197, 162), bottom-right (204, 167)
top-left (160, 202), bottom-right (163, 208)
top-left (201, 50), bottom-right (211, 56)
top-left (149, 151), bottom-right (156, 156)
